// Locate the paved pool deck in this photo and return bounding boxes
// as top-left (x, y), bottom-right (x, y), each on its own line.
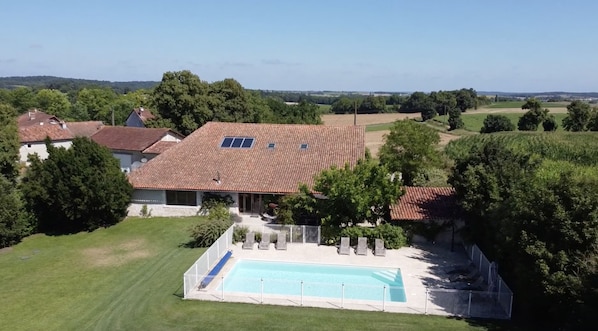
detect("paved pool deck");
top-left (185, 238), bottom-right (484, 316)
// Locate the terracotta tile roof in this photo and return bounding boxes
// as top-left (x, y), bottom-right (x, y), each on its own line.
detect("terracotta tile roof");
top-left (390, 187), bottom-right (458, 221)
top-left (91, 126), bottom-right (181, 152)
top-left (133, 107), bottom-right (155, 122)
top-left (128, 122), bottom-right (365, 194)
top-left (67, 121), bottom-right (104, 137)
top-left (142, 141), bottom-right (179, 154)
top-left (19, 124), bottom-right (74, 143)
top-left (17, 110), bottom-right (61, 128)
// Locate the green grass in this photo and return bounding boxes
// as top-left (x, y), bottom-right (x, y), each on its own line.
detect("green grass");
top-left (365, 122), bottom-right (395, 132)
top-left (483, 101), bottom-right (569, 109)
top-left (0, 217), bottom-right (516, 331)
top-left (435, 113), bottom-right (568, 133)
top-left (318, 104), bottom-right (332, 113)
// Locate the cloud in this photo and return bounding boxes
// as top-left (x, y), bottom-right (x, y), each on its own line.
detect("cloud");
top-left (221, 61), bottom-right (253, 68)
top-left (261, 59), bottom-right (301, 66)
top-left (29, 43), bottom-right (43, 49)
top-left (0, 58), bottom-right (17, 64)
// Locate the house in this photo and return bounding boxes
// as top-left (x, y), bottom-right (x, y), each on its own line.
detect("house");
top-left (90, 126), bottom-right (184, 173)
top-left (17, 109), bottom-right (108, 163)
top-left (125, 107), bottom-right (155, 127)
top-left (127, 122), bottom-right (365, 217)
top-left (18, 110), bottom-right (73, 163)
top-left (390, 186), bottom-right (460, 244)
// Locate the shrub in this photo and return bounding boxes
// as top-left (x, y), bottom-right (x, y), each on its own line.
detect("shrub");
top-left (340, 226), bottom-right (370, 246)
top-left (372, 223), bottom-right (407, 249)
top-left (189, 218), bottom-right (233, 247)
top-left (199, 193), bottom-right (234, 215)
top-left (480, 114), bottom-right (515, 133)
top-left (139, 204), bottom-right (152, 218)
top-left (233, 225), bottom-right (249, 244)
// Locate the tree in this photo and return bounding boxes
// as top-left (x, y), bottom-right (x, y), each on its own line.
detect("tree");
top-left (35, 89), bottom-right (72, 120)
top-left (311, 157), bottom-right (403, 227)
top-left (431, 91), bottom-right (457, 116)
top-left (542, 114), bottom-right (558, 131)
top-left (359, 95), bottom-right (386, 114)
top-left (151, 71), bottom-right (213, 135)
top-left (448, 108), bottom-right (464, 130)
top-left (73, 87), bottom-right (118, 122)
top-left (455, 88), bottom-right (477, 112)
top-left (331, 97), bottom-right (360, 114)
top-left (400, 92), bottom-right (436, 120)
top-left (563, 100), bottom-right (593, 131)
top-left (0, 104), bottom-right (19, 182)
top-left (518, 99), bottom-right (548, 131)
top-left (379, 120), bottom-right (441, 185)
top-left (9, 87), bottom-right (36, 114)
top-left (0, 176), bottom-right (32, 248)
top-left (480, 114), bottom-right (515, 133)
top-left (21, 137), bottom-right (133, 234)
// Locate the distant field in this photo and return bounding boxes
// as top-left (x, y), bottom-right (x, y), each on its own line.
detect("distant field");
top-left (322, 113), bottom-right (418, 126)
top-left (436, 113), bottom-right (568, 133)
top-left (318, 104), bottom-right (331, 113)
top-left (483, 101), bottom-right (569, 109)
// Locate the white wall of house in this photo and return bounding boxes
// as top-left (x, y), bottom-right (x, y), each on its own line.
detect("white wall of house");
top-left (161, 133), bottom-right (181, 142)
top-left (19, 140), bottom-right (72, 163)
top-left (129, 189), bottom-right (203, 217)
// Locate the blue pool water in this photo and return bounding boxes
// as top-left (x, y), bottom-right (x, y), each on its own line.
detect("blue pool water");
top-left (217, 259), bottom-right (406, 302)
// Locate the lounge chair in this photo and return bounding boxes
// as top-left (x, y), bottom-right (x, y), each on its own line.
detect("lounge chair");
top-left (258, 232), bottom-right (270, 250)
top-left (355, 237), bottom-right (368, 256)
top-left (450, 268), bottom-right (480, 282)
top-left (275, 232), bottom-right (287, 250)
top-left (338, 237), bottom-right (350, 255)
top-left (374, 238), bottom-right (386, 257)
top-left (242, 232), bottom-right (255, 250)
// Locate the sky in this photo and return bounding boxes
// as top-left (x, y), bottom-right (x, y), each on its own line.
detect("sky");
top-left (1, 0), bottom-right (598, 92)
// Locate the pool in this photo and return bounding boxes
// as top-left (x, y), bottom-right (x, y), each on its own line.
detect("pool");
top-left (217, 260), bottom-right (406, 302)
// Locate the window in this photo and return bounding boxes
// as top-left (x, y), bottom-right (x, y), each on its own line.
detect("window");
top-left (300, 143), bottom-right (308, 150)
top-left (267, 142), bottom-right (275, 149)
top-left (220, 137), bottom-right (255, 149)
top-left (166, 190), bottom-right (197, 206)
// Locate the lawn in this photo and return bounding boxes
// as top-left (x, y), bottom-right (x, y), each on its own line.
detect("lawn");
top-left (435, 113), bottom-right (568, 133)
top-left (0, 217), bottom-right (514, 331)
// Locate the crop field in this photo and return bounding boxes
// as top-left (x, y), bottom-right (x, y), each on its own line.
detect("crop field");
top-left (435, 113), bottom-right (568, 133)
top-left (445, 131), bottom-right (598, 165)
top-left (0, 217), bottom-right (508, 331)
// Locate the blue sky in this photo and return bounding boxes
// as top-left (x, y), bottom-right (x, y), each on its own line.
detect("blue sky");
top-left (1, 0), bottom-right (597, 92)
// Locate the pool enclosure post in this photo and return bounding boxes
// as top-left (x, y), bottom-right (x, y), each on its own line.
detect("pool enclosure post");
top-left (221, 276), bottom-right (224, 301)
top-left (300, 281), bottom-right (304, 306)
top-left (424, 288), bottom-right (429, 314)
top-left (341, 283), bottom-right (345, 308)
top-left (509, 294), bottom-right (513, 318)
top-left (317, 226), bottom-right (321, 245)
top-left (382, 285), bottom-right (386, 311)
top-left (302, 226), bottom-right (306, 244)
top-left (260, 278), bottom-right (264, 304)
top-left (467, 291), bottom-right (472, 316)
top-left (290, 227), bottom-right (293, 243)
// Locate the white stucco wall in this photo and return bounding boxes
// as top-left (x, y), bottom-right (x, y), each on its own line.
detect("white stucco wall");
top-left (129, 189), bottom-right (203, 217)
top-left (160, 133), bottom-right (181, 142)
top-left (20, 140), bottom-right (72, 163)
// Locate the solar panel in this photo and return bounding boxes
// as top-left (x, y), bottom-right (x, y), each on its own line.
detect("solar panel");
top-left (221, 137), bottom-right (234, 148)
top-left (241, 138), bottom-right (254, 148)
top-left (231, 138), bottom-right (243, 148)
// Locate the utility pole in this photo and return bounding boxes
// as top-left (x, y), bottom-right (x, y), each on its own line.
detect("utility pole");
top-left (353, 99), bottom-right (357, 126)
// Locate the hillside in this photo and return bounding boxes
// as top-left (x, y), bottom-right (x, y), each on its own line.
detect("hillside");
top-left (0, 76), bottom-right (158, 93)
